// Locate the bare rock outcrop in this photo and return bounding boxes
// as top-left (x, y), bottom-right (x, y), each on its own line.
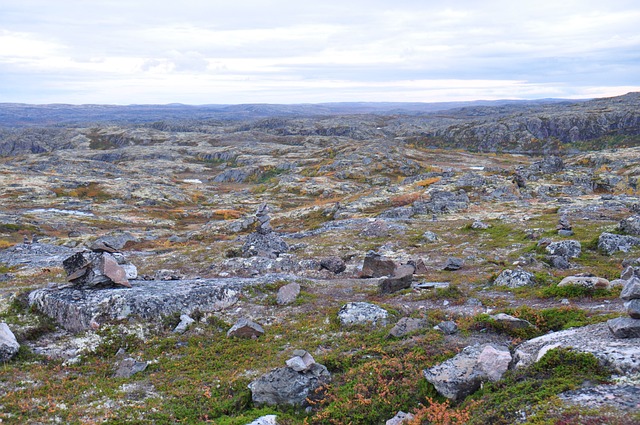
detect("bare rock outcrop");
top-left (0, 323), bottom-right (20, 362)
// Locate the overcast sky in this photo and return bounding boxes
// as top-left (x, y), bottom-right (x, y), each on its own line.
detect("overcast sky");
top-left (1, 0), bottom-right (639, 104)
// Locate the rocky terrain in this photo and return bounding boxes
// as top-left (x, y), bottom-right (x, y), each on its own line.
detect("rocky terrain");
top-left (1, 93), bottom-right (640, 424)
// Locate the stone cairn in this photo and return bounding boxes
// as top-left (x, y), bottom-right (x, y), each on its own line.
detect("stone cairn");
top-left (557, 214), bottom-right (574, 236)
top-left (242, 203), bottom-right (289, 259)
top-left (608, 276), bottom-right (640, 338)
top-left (62, 240), bottom-right (137, 289)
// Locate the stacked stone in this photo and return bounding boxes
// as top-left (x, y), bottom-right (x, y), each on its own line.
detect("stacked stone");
top-left (608, 276), bottom-right (640, 338)
top-left (557, 214), bottom-right (574, 236)
top-left (242, 203), bottom-right (289, 259)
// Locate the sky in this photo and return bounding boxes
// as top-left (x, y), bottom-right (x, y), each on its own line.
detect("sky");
top-left (0, 0), bottom-right (639, 105)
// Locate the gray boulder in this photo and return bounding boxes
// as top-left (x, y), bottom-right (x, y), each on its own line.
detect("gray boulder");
top-left (91, 232), bottom-right (138, 250)
top-left (443, 257), bottom-right (463, 271)
top-left (361, 251), bottom-right (396, 278)
top-left (423, 344), bottom-right (511, 400)
top-left (435, 320), bottom-right (458, 335)
top-left (493, 269), bottom-right (535, 288)
top-left (471, 221), bottom-right (490, 230)
top-left (626, 299), bottom-right (640, 319)
top-left (621, 276), bottom-right (640, 300)
top-left (29, 278), bottom-right (243, 332)
top-left (0, 323), bottom-right (20, 362)
top-left (414, 190), bottom-right (469, 215)
top-left (598, 232), bottom-right (640, 255)
top-left (620, 266), bottom-right (640, 281)
top-left (620, 215), bottom-right (640, 236)
top-left (227, 318), bottom-right (265, 339)
top-left (545, 240), bottom-right (581, 259)
top-left (489, 313), bottom-right (535, 332)
top-left (173, 314), bottom-right (196, 334)
top-left (338, 302), bottom-right (388, 327)
top-left (62, 251), bottom-right (134, 289)
top-left (547, 255), bottom-right (571, 269)
top-left (319, 256), bottom-right (346, 274)
top-left (113, 357), bottom-right (148, 378)
top-left (248, 363), bottom-right (331, 407)
top-left (388, 317), bottom-right (428, 338)
top-left (379, 264), bottom-right (414, 294)
top-left (242, 232), bottom-right (289, 259)
top-left (558, 275), bottom-right (610, 289)
top-left (607, 317), bottom-right (640, 339)
top-left (276, 282), bottom-right (301, 305)
top-left (422, 231), bottom-right (439, 242)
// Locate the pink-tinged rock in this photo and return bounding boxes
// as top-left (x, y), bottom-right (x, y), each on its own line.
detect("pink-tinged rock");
top-left (101, 253), bottom-right (131, 288)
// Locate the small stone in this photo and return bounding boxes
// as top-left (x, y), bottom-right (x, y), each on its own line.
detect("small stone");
top-left (285, 351), bottom-right (316, 372)
top-left (227, 318), bottom-right (265, 339)
top-left (545, 240), bottom-right (581, 259)
top-left (493, 268), bottom-right (535, 288)
top-left (422, 231), bottom-right (439, 242)
top-left (388, 317), bottom-right (428, 338)
top-left (173, 314), bottom-right (195, 334)
top-left (245, 415), bottom-right (278, 425)
top-left (435, 320), bottom-right (458, 335)
top-left (471, 221), bottom-right (489, 230)
top-left (386, 411), bottom-right (415, 425)
top-left (276, 282), bottom-right (301, 305)
top-left (113, 357), bottom-right (148, 378)
top-left (319, 257), bottom-right (346, 274)
top-left (443, 257), bottom-right (463, 271)
top-left (490, 313), bottom-right (535, 331)
top-left (337, 302), bottom-right (388, 327)
top-left (558, 229), bottom-right (574, 237)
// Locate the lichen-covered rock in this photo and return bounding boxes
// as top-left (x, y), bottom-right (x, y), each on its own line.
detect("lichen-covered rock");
top-left (621, 276), bottom-right (640, 301)
top-left (248, 363), bottom-right (331, 407)
top-left (386, 411), bottom-right (415, 425)
top-left (245, 415), bottom-right (278, 425)
top-left (0, 322), bottom-right (20, 362)
top-left (29, 278), bottom-right (244, 332)
top-left (423, 344), bottom-right (511, 400)
top-left (545, 240), bottom-right (581, 259)
top-left (337, 302), bottom-right (388, 327)
top-left (388, 317), bottom-right (428, 338)
top-left (414, 190), bottom-right (469, 215)
top-left (276, 282), bottom-right (300, 305)
top-left (489, 313), bottom-right (536, 332)
top-left (443, 257), bottom-right (463, 271)
top-left (598, 232), bottom-right (640, 255)
top-left (620, 215), bottom-right (640, 236)
top-left (558, 275), bottom-right (610, 290)
top-left (319, 256), bottom-right (346, 274)
top-left (493, 269), bottom-right (534, 288)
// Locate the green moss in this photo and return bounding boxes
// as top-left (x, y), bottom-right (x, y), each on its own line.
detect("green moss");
top-left (466, 348), bottom-right (611, 425)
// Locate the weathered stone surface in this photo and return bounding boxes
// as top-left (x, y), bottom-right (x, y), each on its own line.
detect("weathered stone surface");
top-left (319, 256), bottom-right (346, 274)
top-left (101, 253), bottom-right (131, 287)
top-left (620, 266), bottom-right (640, 281)
top-left (173, 314), bottom-right (195, 334)
top-left (621, 276), bottom-right (640, 301)
top-left (490, 313), bottom-right (535, 332)
top-left (386, 411), bottom-right (415, 425)
top-left (63, 251), bottom-right (134, 289)
top-left (423, 344), bottom-right (511, 400)
top-left (245, 415), bottom-right (278, 425)
top-left (0, 322), bottom-right (20, 362)
top-left (227, 318), bottom-right (265, 339)
top-left (471, 220), bottom-right (489, 229)
top-left (422, 231), bottom-right (439, 242)
top-left (388, 317), bottom-right (428, 338)
top-left (598, 232), bottom-right (640, 255)
top-left (435, 320), bottom-right (458, 335)
top-left (0, 242), bottom-right (76, 269)
top-left (545, 240), bottom-right (581, 258)
top-left (91, 232), bottom-right (138, 250)
top-left (608, 317), bottom-right (640, 339)
top-left (242, 232), bottom-right (289, 259)
top-left (514, 322), bottom-right (640, 374)
top-left (248, 363), bottom-right (331, 407)
top-left (443, 257), bottom-right (463, 271)
top-left (625, 299), bottom-right (640, 319)
top-left (558, 275), bottom-right (610, 289)
top-left (285, 350), bottom-right (316, 372)
top-left (113, 357), bottom-right (148, 378)
top-left (361, 251), bottom-right (396, 278)
top-left (559, 383), bottom-right (640, 413)
top-left (338, 302), bottom-right (388, 327)
top-left (547, 255), bottom-right (571, 269)
top-left (620, 215), bottom-right (640, 236)
top-left (493, 268), bottom-right (534, 288)
top-left (276, 282), bottom-right (301, 305)
top-left (414, 190), bottom-right (469, 214)
top-left (29, 278), bottom-right (244, 332)
top-left (379, 265), bottom-right (413, 294)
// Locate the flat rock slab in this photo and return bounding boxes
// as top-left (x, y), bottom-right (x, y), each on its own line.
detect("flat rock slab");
top-left (515, 322), bottom-right (640, 374)
top-left (29, 278), bottom-right (250, 332)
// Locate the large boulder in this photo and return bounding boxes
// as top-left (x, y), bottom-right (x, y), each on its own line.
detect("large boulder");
top-left (0, 323), bottom-right (20, 362)
top-left (337, 302), bottom-right (388, 327)
top-left (558, 275), bottom-right (610, 290)
top-left (29, 278), bottom-right (244, 332)
top-left (598, 232), bottom-right (640, 255)
top-left (514, 322), bottom-right (640, 374)
top-left (619, 215), bottom-right (640, 236)
top-left (379, 264), bottom-right (414, 294)
top-left (388, 317), bottom-right (428, 338)
top-left (545, 240), bottom-right (581, 259)
top-left (423, 344), bottom-right (511, 400)
top-left (608, 317), bottom-right (640, 338)
top-left (248, 362), bottom-right (331, 407)
top-left (227, 318), bottom-right (265, 339)
top-left (361, 251), bottom-right (396, 278)
top-left (493, 269), bottom-right (535, 288)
